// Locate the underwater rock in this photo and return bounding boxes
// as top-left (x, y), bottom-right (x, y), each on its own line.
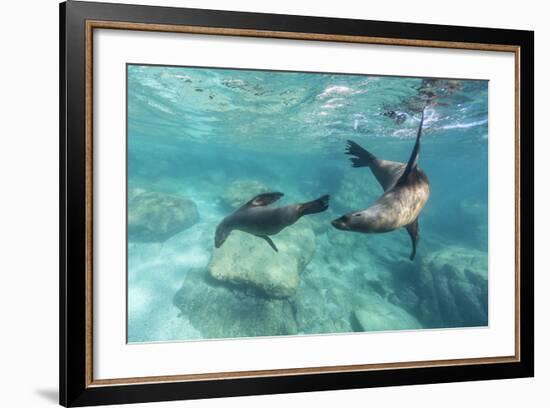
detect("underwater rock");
top-left (426, 246), bottom-right (487, 276)
top-left (389, 245), bottom-right (488, 328)
top-left (292, 256), bottom-right (422, 335)
top-left (351, 296), bottom-right (422, 332)
top-left (174, 268), bottom-right (298, 339)
top-left (208, 220), bottom-right (315, 299)
top-left (293, 274), bottom-right (354, 335)
top-left (128, 191), bottom-right (199, 242)
top-left (221, 179), bottom-right (270, 209)
top-left (420, 246), bottom-right (488, 327)
top-left (322, 229), bottom-right (362, 267)
top-left (292, 248), bottom-right (392, 336)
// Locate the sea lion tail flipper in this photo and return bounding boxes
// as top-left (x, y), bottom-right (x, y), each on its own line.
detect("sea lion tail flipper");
top-left (405, 219), bottom-right (420, 261)
top-left (345, 140), bottom-right (378, 168)
top-left (396, 107), bottom-right (426, 187)
top-left (259, 235), bottom-right (278, 252)
top-left (299, 194), bottom-right (330, 216)
top-left (243, 192), bottom-right (284, 208)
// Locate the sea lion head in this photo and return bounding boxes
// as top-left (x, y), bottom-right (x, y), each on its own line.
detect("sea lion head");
top-left (214, 221), bottom-right (231, 248)
top-left (331, 212), bottom-right (362, 231)
top-left (331, 208), bottom-right (386, 233)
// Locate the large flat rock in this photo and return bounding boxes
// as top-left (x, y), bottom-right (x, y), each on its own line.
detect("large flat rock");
top-left (128, 191), bottom-right (199, 242)
top-left (174, 268), bottom-right (298, 339)
top-left (208, 220), bottom-right (315, 299)
top-left (388, 245), bottom-right (488, 328)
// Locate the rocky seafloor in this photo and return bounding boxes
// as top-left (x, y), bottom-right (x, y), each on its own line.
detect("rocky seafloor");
top-left (127, 177), bottom-right (488, 343)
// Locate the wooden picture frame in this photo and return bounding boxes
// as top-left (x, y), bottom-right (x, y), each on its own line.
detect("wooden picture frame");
top-left (60, 1), bottom-right (534, 406)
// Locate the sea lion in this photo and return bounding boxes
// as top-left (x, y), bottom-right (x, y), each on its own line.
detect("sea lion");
top-left (331, 108), bottom-right (430, 260)
top-left (215, 192), bottom-right (330, 252)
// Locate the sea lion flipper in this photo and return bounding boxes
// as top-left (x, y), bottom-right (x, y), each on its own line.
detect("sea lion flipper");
top-left (259, 235), bottom-right (278, 252)
top-left (345, 140), bottom-right (377, 167)
top-left (243, 192), bottom-right (284, 208)
top-left (395, 107), bottom-right (426, 187)
top-left (346, 140), bottom-right (405, 191)
top-left (299, 194), bottom-right (330, 216)
top-left (405, 219), bottom-right (419, 261)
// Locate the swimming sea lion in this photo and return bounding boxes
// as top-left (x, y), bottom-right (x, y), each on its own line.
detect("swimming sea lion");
top-left (215, 192), bottom-right (330, 252)
top-left (331, 108), bottom-right (430, 260)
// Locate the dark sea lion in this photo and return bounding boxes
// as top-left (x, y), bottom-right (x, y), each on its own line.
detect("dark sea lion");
top-left (331, 109), bottom-right (430, 260)
top-left (215, 192), bottom-right (330, 252)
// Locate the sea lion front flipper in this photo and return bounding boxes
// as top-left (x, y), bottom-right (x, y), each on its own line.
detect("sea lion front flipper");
top-left (242, 192), bottom-right (284, 208)
top-left (345, 140), bottom-right (377, 168)
top-left (405, 219), bottom-right (419, 261)
top-left (395, 107), bottom-right (426, 187)
top-left (258, 235), bottom-right (278, 252)
top-left (346, 140), bottom-right (405, 191)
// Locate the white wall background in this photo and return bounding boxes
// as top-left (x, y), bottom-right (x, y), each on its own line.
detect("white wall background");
top-left (0, 0), bottom-right (545, 407)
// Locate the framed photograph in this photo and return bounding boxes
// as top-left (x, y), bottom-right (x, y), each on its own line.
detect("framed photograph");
top-left (60, 1), bottom-right (534, 406)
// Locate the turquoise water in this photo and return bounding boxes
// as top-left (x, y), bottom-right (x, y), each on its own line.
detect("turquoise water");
top-left (126, 64), bottom-right (488, 343)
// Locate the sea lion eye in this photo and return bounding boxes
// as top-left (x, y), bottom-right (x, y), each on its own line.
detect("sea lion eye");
top-left (354, 213), bottom-right (361, 217)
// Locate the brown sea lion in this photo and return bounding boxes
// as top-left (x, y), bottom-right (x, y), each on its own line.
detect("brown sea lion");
top-left (215, 193), bottom-right (330, 252)
top-left (331, 109), bottom-right (430, 260)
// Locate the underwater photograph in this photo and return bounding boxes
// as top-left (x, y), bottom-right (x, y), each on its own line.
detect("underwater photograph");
top-left (126, 64), bottom-right (489, 343)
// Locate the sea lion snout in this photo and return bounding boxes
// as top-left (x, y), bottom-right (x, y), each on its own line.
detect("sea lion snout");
top-left (331, 215), bottom-right (350, 230)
